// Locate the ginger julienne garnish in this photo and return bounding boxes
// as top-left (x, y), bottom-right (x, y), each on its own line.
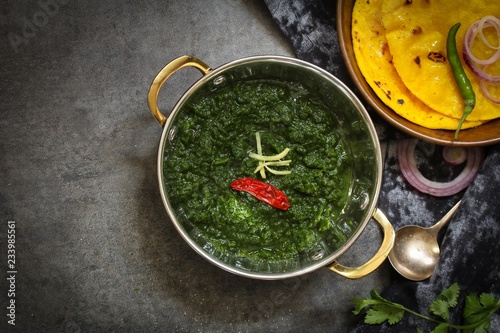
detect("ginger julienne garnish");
top-left (249, 132), bottom-right (291, 179)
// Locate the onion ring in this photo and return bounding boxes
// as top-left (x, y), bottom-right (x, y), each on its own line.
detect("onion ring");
top-left (463, 16), bottom-right (500, 103)
top-left (398, 139), bottom-right (484, 197)
top-left (463, 57), bottom-right (500, 83)
top-left (463, 16), bottom-right (500, 66)
top-left (442, 146), bottom-right (468, 165)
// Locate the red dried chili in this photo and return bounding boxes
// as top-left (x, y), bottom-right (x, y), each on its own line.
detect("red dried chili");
top-left (230, 177), bottom-right (290, 211)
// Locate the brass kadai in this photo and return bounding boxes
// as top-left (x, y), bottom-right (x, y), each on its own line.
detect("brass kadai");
top-left (147, 55), bottom-right (395, 280)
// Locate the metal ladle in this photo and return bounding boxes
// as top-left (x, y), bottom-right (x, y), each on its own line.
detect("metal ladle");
top-left (388, 200), bottom-right (462, 281)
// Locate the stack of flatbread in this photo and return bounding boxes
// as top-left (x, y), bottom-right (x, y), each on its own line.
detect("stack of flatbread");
top-left (352, 0), bottom-right (500, 130)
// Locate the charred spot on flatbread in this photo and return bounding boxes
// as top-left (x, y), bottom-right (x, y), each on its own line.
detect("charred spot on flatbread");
top-left (428, 52), bottom-right (446, 64)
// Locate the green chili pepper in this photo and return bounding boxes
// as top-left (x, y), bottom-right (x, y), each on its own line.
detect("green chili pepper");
top-left (447, 22), bottom-right (476, 140)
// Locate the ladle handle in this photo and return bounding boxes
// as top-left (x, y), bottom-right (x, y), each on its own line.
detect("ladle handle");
top-left (147, 55), bottom-right (212, 127)
top-left (429, 200), bottom-right (462, 233)
top-left (328, 208), bottom-right (395, 279)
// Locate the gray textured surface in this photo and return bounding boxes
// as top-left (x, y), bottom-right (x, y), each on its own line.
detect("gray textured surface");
top-left (0, 0), bottom-right (390, 331)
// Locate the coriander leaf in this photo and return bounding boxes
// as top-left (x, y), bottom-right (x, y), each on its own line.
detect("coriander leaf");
top-left (479, 293), bottom-right (500, 309)
top-left (462, 320), bottom-right (491, 333)
top-left (364, 304), bottom-right (405, 325)
top-left (463, 294), bottom-right (481, 318)
top-left (370, 289), bottom-right (387, 302)
top-left (464, 294), bottom-right (491, 325)
top-left (430, 299), bottom-right (452, 321)
top-left (463, 292), bottom-right (500, 331)
top-left (439, 283), bottom-right (460, 308)
top-left (464, 321), bottom-right (490, 333)
top-left (368, 290), bottom-right (406, 309)
top-left (352, 297), bottom-right (380, 315)
top-left (354, 286), bottom-right (500, 332)
top-left (431, 323), bottom-right (449, 333)
top-left (429, 283), bottom-right (460, 320)
top-left (364, 308), bottom-right (388, 325)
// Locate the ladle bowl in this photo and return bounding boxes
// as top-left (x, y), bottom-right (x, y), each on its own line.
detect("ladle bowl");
top-left (388, 201), bottom-right (461, 281)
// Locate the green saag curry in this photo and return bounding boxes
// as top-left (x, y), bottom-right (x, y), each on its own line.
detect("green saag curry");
top-left (163, 80), bottom-right (354, 262)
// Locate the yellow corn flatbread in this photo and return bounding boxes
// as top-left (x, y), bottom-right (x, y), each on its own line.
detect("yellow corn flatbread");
top-left (352, 0), bottom-right (485, 129)
top-left (381, 0), bottom-right (500, 122)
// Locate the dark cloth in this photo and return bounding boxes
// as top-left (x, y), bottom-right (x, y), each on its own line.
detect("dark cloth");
top-left (263, 0), bottom-right (500, 331)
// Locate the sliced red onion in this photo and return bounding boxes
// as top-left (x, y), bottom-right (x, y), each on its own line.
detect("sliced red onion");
top-left (463, 16), bottom-right (500, 66)
top-left (463, 57), bottom-right (500, 83)
top-left (398, 139), bottom-right (485, 197)
top-left (442, 146), bottom-right (468, 165)
top-left (477, 16), bottom-right (500, 51)
top-left (463, 16), bottom-right (500, 103)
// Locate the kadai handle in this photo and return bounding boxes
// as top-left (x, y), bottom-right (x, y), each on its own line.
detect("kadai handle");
top-left (147, 55), bottom-right (212, 127)
top-left (328, 208), bottom-right (395, 279)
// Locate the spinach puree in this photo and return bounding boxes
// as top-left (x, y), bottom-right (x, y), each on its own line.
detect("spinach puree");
top-left (164, 80), bottom-right (354, 262)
